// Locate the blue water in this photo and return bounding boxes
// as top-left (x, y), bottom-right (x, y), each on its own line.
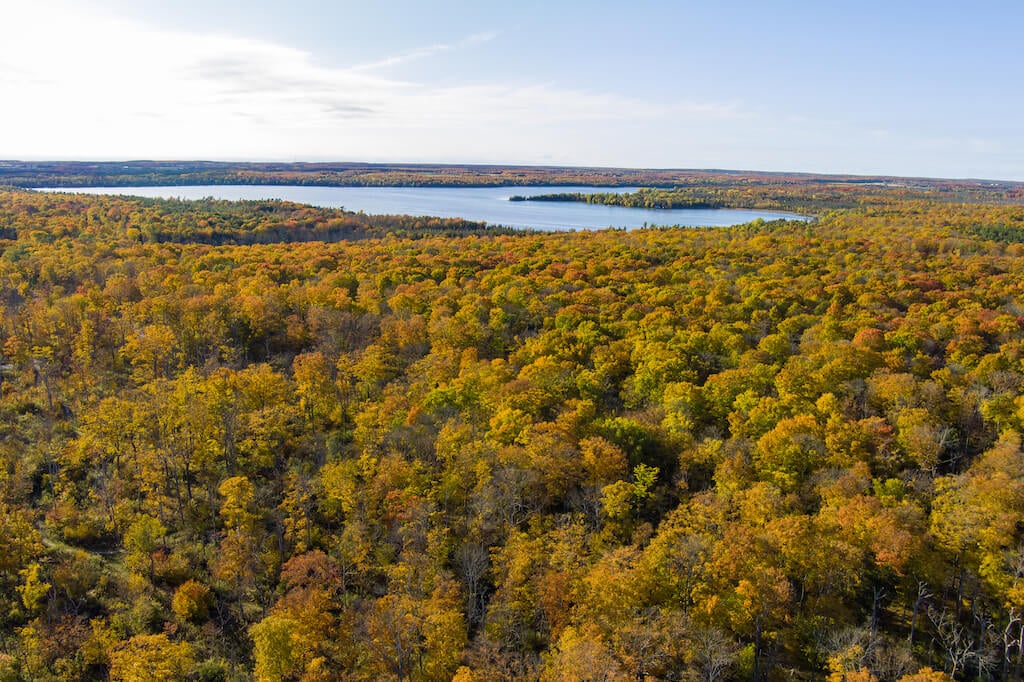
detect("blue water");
top-left (37, 185), bottom-right (808, 231)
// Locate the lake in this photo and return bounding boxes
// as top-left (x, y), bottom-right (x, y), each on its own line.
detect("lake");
top-left (37, 185), bottom-right (808, 231)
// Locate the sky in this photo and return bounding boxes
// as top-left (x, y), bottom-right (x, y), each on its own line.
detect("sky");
top-left (2, 0), bottom-right (1023, 180)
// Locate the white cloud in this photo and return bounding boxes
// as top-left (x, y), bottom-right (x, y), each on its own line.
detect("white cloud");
top-left (0, 1), bottom-right (739, 163)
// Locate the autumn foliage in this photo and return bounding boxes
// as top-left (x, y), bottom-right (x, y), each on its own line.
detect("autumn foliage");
top-left (0, 179), bottom-right (1023, 680)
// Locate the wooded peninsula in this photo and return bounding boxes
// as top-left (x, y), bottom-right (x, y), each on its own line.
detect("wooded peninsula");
top-left (1, 166), bottom-right (1024, 681)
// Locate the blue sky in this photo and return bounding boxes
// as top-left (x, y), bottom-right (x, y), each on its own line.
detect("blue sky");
top-left (2, 0), bottom-right (1022, 179)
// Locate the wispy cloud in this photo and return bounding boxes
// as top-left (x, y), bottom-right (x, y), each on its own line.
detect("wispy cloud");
top-left (0, 2), bottom-right (738, 163)
top-left (349, 43), bottom-right (454, 72)
top-left (349, 30), bottom-right (498, 72)
top-left (464, 31), bottom-right (499, 45)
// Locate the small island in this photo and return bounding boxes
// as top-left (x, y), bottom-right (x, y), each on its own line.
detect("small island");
top-left (510, 189), bottom-right (721, 209)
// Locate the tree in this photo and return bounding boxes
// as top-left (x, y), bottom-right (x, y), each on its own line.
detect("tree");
top-left (172, 579), bottom-right (212, 622)
top-left (542, 624), bottom-right (628, 682)
top-left (753, 413), bottom-right (825, 492)
top-left (123, 514), bottom-right (166, 578)
top-left (250, 614), bottom-right (303, 682)
top-left (109, 634), bottom-right (196, 682)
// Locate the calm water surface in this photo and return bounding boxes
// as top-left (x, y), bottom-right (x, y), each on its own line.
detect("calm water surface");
top-left (38, 185), bottom-right (807, 231)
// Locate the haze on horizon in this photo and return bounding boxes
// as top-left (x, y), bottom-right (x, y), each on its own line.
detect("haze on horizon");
top-left (2, 0), bottom-right (1022, 181)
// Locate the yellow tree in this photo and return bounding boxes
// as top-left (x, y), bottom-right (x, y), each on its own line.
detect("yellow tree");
top-left (108, 633), bottom-right (195, 682)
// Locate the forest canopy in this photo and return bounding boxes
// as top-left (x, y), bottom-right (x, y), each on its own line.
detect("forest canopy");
top-left (1, 176), bottom-right (1024, 680)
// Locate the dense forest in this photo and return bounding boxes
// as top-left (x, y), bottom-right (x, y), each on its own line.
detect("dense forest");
top-left (2, 178), bottom-right (1024, 681)
top-left (5, 161), bottom-right (1024, 200)
top-left (1, 161), bottom-right (700, 189)
top-left (511, 183), bottom-right (1024, 213)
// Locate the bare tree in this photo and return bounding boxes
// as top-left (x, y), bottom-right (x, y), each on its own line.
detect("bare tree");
top-left (687, 625), bottom-right (739, 682)
top-left (928, 606), bottom-right (975, 678)
top-left (909, 580), bottom-right (931, 647)
top-left (455, 541), bottom-right (490, 629)
top-left (1003, 609), bottom-right (1022, 681)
